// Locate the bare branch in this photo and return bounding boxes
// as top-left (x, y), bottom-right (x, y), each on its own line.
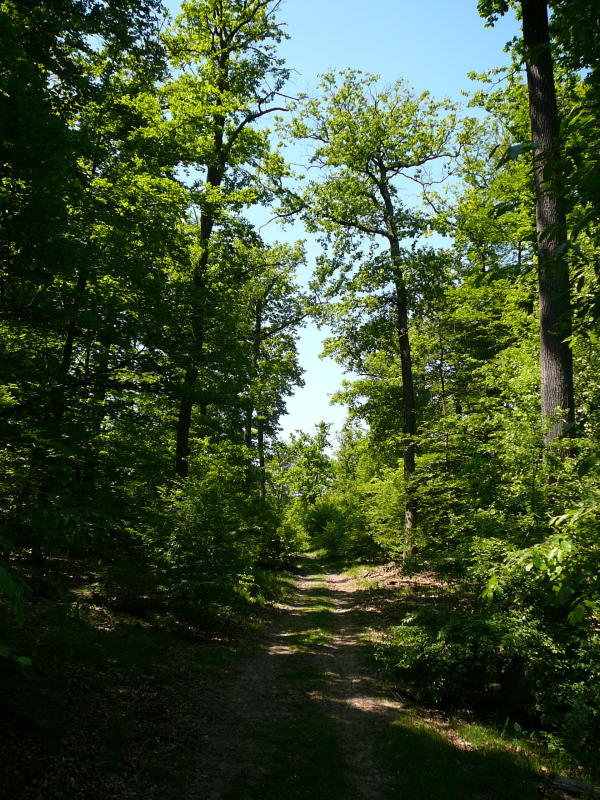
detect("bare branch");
top-left (223, 104), bottom-right (288, 157)
top-left (324, 213), bottom-right (389, 240)
top-left (258, 207), bottom-right (302, 229)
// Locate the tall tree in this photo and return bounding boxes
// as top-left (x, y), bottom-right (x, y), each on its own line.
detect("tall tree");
top-left (0, 0), bottom-right (183, 545)
top-left (164, 0), bottom-right (289, 477)
top-left (522, 0), bottom-right (575, 443)
top-left (478, 0), bottom-right (575, 443)
top-left (241, 241), bottom-right (307, 502)
top-left (289, 71), bottom-right (465, 550)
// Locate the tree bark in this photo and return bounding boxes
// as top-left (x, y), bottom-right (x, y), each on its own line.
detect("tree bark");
top-left (252, 299), bottom-right (268, 503)
top-left (175, 367), bottom-right (198, 478)
top-left (174, 159), bottom-right (220, 478)
top-left (392, 268), bottom-right (417, 556)
top-left (53, 269), bottom-right (88, 425)
top-left (378, 169), bottom-right (418, 555)
top-left (521, 0), bottom-right (575, 444)
top-left (243, 298), bottom-right (264, 496)
top-left (257, 416), bottom-right (266, 504)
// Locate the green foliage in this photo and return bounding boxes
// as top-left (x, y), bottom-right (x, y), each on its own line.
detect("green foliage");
top-left (270, 423), bottom-right (334, 506)
top-left (272, 502), bottom-right (311, 561)
top-left (477, 0), bottom-right (510, 26)
top-left (373, 600), bottom-right (600, 759)
top-left (0, 0), bottom-right (304, 584)
top-left (372, 509), bottom-right (600, 758)
top-left (0, 564), bottom-right (31, 670)
top-left (374, 606), bottom-right (559, 710)
top-left (556, 638), bottom-right (600, 758)
top-left (0, 565), bottom-right (26, 627)
top-left (141, 440), bottom-right (261, 603)
top-left (1, 0), bottom-right (598, 772)
top-left (482, 461), bottom-right (600, 621)
top-left (362, 466), bottom-right (416, 558)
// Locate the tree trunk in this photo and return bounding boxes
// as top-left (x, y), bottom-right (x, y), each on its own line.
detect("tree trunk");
top-left (174, 106), bottom-right (223, 477)
top-left (53, 269), bottom-right (88, 425)
top-left (393, 269), bottom-right (417, 557)
top-left (378, 170), bottom-right (418, 556)
top-left (252, 299), bottom-right (268, 503)
top-left (175, 366), bottom-right (197, 478)
top-left (257, 416), bottom-right (266, 504)
top-left (521, 0), bottom-right (575, 444)
top-left (392, 272), bottom-right (417, 476)
top-left (174, 197), bottom-right (217, 477)
top-left (243, 298), bottom-right (264, 495)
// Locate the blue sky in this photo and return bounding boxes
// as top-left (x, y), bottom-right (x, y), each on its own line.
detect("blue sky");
top-left (163, 0), bottom-right (520, 442)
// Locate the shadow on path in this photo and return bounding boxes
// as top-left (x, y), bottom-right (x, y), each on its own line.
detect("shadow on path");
top-left (195, 553), bottom-right (540, 800)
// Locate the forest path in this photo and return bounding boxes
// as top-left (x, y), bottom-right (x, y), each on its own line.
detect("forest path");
top-left (191, 555), bottom-right (548, 800)
top-left (192, 553), bottom-right (406, 799)
top-left (8, 554), bottom-right (546, 799)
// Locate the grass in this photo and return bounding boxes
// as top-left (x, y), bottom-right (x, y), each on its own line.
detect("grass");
top-left (282, 565), bottom-right (337, 653)
top-left (249, 567), bottom-right (298, 604)
top-left (279, 555), bottom-right (552, 799)
top-left (376, 710), bottom-right (599, 799)
top-left (223, 560), bottom-right (352, 799)
top-left (223, 693), bottom-right (352, 800)
top-left (377, 711), bottom-right (542, 800)
top-left (345, 563), bottom-right (380, 591)
top-left (223, 634), bottom-right (351, 800)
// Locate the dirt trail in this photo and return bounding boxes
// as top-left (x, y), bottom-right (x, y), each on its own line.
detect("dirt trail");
top-left (191, 555), bottom-right (405, 799)
top-left (305, 567), bottom-right (406, 798)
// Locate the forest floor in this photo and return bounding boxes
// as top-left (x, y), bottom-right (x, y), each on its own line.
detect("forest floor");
top-left (1, 553), bottom-right (580, 799)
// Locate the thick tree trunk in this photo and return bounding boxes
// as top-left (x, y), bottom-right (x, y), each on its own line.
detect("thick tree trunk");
top-left (521, 0), bottom-right (575, 444)
top-left (392, 272), bottom-right (417, 476)
top-left (174, 201), bottom-right (215, 478)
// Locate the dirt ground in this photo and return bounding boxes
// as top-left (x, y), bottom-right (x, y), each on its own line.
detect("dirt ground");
top-left (3, 555), bottom-right (419, 799)
top-left (188, 560), bottom-right (409, 799)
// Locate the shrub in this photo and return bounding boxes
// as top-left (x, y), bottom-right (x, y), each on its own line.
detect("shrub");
top-left (373, 606), bottom-right (560, 714)
top-left (140, 440), bottom-right (263, 605)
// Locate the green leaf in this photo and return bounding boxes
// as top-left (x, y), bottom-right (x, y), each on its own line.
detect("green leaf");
top-left (567, 602), bottom-right (586, 624)
top-left (482, 573), bottom-right (499, 600)
top-left (491, 200), bottom-right (518, 218)
top-left (577, 454), bottom-right (597, 478)
top-left (0, 565), bottom-right (19, 600)
top-left (13, 603), bottom-right (25, 627)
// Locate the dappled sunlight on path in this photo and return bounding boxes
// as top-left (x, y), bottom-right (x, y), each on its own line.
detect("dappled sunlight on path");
top-left (186, 554), bottom-right (541, 800)
top-left (187, 553), bottom-right (411, 798)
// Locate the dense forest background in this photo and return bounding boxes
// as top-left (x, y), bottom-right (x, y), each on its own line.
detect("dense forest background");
top-left (1, 0), bottom-right (599, 776)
